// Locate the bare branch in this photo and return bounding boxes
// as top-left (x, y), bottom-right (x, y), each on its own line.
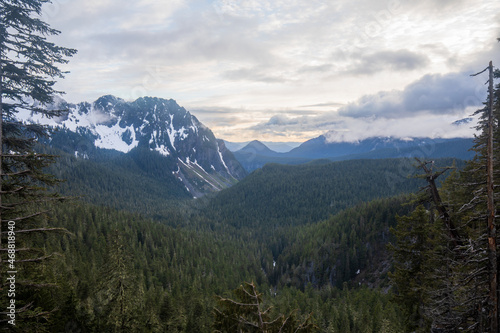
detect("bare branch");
top-left (470, 66), bottom-right (489, 77)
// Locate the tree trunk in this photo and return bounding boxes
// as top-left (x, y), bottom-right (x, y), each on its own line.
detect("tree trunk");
top-left (486, 61), bottom-right (498, 333)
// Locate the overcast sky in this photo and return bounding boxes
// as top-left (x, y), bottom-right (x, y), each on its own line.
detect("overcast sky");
top-left (43, 0), bottom-right (500, 142)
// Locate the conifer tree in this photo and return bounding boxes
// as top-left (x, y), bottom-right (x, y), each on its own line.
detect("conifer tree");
top-left (389, 205), bottom-right (436, 331)
top-left (0, 0), bottom-right (76, 329)
top-left (213, 282), bottom-right (318, 332)
top-left (94, 228), bottom-right (144, 332)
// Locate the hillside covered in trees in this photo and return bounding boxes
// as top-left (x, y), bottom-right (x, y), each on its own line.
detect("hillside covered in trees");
top-left (0, 147), bottom-right (472, 332)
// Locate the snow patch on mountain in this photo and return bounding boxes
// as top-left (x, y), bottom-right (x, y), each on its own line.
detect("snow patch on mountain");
top-left (94, 122), bottom-right (139, 152)
top-left (217, 142), bottom-right (230, 173)
top-left (155, 144), bottom-right (170, 157)
top-left (17, 99), bottom-right (139, 153)
top-left (167, 114), bottom-right (177, 151)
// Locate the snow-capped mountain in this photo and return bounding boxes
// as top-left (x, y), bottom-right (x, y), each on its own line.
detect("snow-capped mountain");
top-left (23, 95), bottom-right (247, 197)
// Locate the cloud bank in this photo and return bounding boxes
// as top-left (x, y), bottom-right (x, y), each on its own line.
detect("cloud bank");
top-left (338, 72), bottom-right (487, 119)
top-left (41, 0), bottom-right (500, 142)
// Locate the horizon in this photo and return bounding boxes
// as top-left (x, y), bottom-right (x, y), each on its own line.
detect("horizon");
top-left (223, 135), bottom-right (474, 149)
top-left (43, 0), bottom-right (500, 142)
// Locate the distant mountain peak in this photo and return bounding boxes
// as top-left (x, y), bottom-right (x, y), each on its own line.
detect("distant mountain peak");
top-left (453, 117), bottom-right (474, 126)
top-left (238, 140), bottom-right (279, 156)
top-left (240, 140), bottom-right (274, 151)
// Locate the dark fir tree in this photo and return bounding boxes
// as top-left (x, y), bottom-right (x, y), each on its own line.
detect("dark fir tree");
top-left (93, 228), bottom-right (144, 332)
top-left (0, 0), bottom-right (75, 329)
top-left (389, 205), bottom-right (437, 331)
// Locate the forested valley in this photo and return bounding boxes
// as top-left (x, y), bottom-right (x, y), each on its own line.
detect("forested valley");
top-left (26, 150), bottom-right (439, 332)
top-left (8, 102), bottom-right (500, 332)
top-left (4, 124), bottom-right (500, 332)
top-left (2, 2), bottom-right (500, 332)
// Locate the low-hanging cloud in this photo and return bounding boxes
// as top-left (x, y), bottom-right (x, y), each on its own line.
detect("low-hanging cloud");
top-left (338, 71), bottom-right (486, 118)
top-left (245, 110), bottom-right (479, 143)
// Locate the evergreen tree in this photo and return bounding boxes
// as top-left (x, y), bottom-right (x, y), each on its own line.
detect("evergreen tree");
top-left (0, 0), bottom-right (75, 329)
top-left (94, 228), bottom-right (144, 332)
top-left (388, 205), bottom-right (436, 331)
top-left (213, 282), bottom-right (318, 333)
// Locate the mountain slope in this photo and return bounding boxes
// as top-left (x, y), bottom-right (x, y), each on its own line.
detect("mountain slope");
top-left (26, 95), bottom-right (246, 196)
top-left (224, 140), bottom-right (301, 153)
top-left (203, 158), bottom-right (459, 229)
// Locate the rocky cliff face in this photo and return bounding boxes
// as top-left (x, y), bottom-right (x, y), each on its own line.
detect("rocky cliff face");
top-left (25, 95), bottom-right (246, 197)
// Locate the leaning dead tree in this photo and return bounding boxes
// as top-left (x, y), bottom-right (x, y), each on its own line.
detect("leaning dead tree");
top-left (415, 158), bottom-right (462, 247)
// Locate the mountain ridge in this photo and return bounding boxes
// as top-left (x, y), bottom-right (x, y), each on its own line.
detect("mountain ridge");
top-left (232, 136), bottom-right (475, 172)
top-left (24, 95), bottom-right (247, 197)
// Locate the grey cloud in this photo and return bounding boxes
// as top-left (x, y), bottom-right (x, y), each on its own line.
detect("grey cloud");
top-left (338, 72), bottom-right (486, 118)
top-left (263, 115), bottom-right (300, 126)
top-left (54, 1), bottom-right (279, 67)
top-left (346, 50), bottom-right (430, 75)
top-left (248, 111), bottom-right (478, 143)
top-left (250, 113), bottom-right (341, 134)
top-left (85, 22), bottom-right (273, 65)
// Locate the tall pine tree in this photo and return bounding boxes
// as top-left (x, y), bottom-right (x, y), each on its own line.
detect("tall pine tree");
top-left (0, 0), bottom-right (76, 329)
